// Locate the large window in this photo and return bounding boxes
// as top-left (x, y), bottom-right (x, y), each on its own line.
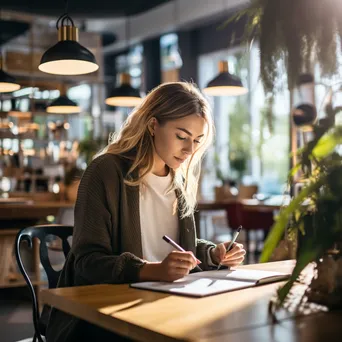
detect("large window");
top-left (198, 44), bottom-right (290, 199)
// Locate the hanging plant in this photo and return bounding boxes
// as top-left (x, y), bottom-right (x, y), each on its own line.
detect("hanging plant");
top-left (229, 0), bottom-right (342, 93)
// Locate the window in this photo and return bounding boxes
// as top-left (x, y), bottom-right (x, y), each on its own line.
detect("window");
top-left (198, 44), bottom-right (290, 199)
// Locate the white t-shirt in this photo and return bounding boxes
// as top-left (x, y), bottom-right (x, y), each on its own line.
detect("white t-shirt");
top-left (140, 172), bottom-right (178, 262)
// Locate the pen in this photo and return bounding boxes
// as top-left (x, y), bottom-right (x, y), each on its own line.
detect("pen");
top-left (217, 225), bottom-right (243, 270)
top-left (162, 235), bottom-right (203, 272)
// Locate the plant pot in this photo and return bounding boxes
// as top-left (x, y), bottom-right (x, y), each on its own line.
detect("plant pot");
top-left (306, 249), bottom-right (342, 309)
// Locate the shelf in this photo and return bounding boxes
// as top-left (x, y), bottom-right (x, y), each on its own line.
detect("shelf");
top-left (0, 132), bottom-right (73, 143)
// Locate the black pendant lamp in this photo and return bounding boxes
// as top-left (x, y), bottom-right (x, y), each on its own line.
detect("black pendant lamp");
top-left (39, 2), bottom-right (98, 75)
top-left (203, 61), bottom-right (248, 96)
top-left (292, 74), bottom-right (317, 131)
top-left (46, 95), bottom-right (81, 114)
top-left (0, 56), bottom-right (20, 93)
top-left (105, 73), bottom-right (143, 107)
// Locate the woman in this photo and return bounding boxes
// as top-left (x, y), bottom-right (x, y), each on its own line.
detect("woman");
top-left (46, 82), bottom-right (245, 341)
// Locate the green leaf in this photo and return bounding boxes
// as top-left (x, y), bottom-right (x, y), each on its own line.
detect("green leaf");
top-left (289, 163), bottom-right (301, 177)
top-left (312, 133), bottom-right (341, 160)
top-left (259, 178), bottom-right (325, 263)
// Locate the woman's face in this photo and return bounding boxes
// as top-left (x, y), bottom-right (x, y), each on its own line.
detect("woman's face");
top-left (151, 114), bottom-right (207, 174)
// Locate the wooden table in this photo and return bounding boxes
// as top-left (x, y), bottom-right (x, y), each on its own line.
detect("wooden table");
top-left (40, 260), bottom-right (339, 342)
top-left (200, 310), bottom-right (342, 342)
top-left (197, 198), bottom-right (282, 213)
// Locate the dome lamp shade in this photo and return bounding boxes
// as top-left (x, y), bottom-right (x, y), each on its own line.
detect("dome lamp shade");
top-left (105, 73), bottom-right (143, 107)
top-left (46, 95), bottom-right (81, 114)
top-left (39, 14), bottom-right (99, 75)
top-left (203, 61), bottom-right (248, 96)
top-left (0, 57), bottom-right (20, 93)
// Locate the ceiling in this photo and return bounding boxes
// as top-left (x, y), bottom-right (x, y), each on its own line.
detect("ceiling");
top-left (1, 0), bottom-right (171, 18)
top-left (1, 1), bottom-right (171, 48)
top-left (0, 19), bottom-right (30, 45)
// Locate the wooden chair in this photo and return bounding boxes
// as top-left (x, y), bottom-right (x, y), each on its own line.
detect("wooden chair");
top-left (237, 185), bottom-right (258, 199)
top-left (15, 224), bottom-right (73, 342)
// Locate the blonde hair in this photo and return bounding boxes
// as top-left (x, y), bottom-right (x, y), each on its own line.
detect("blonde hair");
top-left (102, 82), bottom-right (214, 218)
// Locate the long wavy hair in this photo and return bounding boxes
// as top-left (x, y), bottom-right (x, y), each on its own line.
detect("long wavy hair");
top-left (101, 82), bottom-right (214, 218)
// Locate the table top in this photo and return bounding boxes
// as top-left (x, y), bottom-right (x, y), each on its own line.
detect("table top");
top-left (200, 310), bottom-right (342, 342)
top-left (197, 198), bottom-right (283, 212)
top-left (41, 260), bottom-right (305, 342)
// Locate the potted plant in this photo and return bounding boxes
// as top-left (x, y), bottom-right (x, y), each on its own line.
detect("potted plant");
top-left (78, 137), bottom-right (106, 166)
top-left (260, 105), bottom-right (342, 310)
top-left (227, 0), bottom-right (342, 311)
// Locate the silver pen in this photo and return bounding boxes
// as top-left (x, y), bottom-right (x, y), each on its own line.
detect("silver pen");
top-left (217, 225), bottom-right (243, 270)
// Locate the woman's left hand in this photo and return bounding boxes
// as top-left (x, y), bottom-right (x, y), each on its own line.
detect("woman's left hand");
top-left (210, 242), bottom-right (246, 267)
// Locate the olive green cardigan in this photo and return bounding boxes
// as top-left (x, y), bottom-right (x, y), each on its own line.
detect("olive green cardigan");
top-left (46, 153), bottom-right (216, 342)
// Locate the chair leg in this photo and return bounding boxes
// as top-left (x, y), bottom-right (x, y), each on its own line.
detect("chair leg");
top-left (32, 333), bottom-right (37, 342)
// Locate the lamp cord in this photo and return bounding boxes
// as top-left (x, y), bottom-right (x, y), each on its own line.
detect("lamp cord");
top-left (64, 0), bottom-right (69, 14)
top-left (56, 0), bottom-right (74, 29)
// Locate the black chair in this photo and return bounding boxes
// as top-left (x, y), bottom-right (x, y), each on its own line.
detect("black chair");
top-left (15, 224), bottom-right (73, 342)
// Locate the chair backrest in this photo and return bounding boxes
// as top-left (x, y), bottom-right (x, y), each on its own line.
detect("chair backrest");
top-left (15, 224), bottom-right (73, 341)
top-left (237, 185), bottom-right (258, 199)
top-left (224, 202), bottom-right (243, 229)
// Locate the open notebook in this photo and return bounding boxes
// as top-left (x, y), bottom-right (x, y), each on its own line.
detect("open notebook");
top-left (131, 268), bottom-right (290, 297)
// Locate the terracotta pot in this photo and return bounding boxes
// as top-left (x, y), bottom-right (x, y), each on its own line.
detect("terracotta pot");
top-left (306, 249), bottom-right (342, 309)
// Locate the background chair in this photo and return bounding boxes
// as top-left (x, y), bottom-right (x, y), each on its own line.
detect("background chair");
top-left (15, 224), bottom-right (73, 342)
top-left (240, 208), bottom-right (274, 263)
top-left (224, 203), bottom-right (274, 263)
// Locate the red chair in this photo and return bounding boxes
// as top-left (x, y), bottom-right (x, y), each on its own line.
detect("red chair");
top-left (241, 208), bottom-right (274, 263)
top-left (225, 203), bottom-right (274, 263)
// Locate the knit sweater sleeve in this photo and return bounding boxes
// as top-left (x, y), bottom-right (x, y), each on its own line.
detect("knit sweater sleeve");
top-left (189, 214), bottom-right (217, 270)
top-left (72, 155), bottom-right (146, 285)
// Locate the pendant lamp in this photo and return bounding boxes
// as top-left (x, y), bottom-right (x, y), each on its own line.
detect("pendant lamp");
top-left (46, 95), bottom-right (81, 114)
top-left (292, 73), bottom-right (317, 131)
top-left (39, 2), bottom-right (98, 75)
top-left (203, 61), bottom-right (248, 96)
top-left (105, 73), bottom-right (142, 107)
top-left (0, 56), bottom-right (20, 93)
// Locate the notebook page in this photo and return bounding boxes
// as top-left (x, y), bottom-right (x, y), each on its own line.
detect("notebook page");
top-left (131, 277), bottom-right (253, 297)
top-left (189, 269), bottom-right (289, 283)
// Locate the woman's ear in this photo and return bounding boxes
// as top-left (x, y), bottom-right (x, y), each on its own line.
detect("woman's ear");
top-left (148, 117), bottom-right (158, 136)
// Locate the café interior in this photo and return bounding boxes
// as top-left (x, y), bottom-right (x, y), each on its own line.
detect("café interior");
top-left (0, 1), bottom-right (342, 341)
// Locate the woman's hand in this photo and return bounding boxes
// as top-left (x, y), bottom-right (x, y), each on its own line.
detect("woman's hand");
top-left (139, 251), bottom-right (197, 282)
top-left (210, 242), bottom-right (246, 268)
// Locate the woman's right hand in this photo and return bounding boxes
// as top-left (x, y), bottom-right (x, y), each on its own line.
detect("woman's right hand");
top-left (139, 251), bottom-right (197, 282)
